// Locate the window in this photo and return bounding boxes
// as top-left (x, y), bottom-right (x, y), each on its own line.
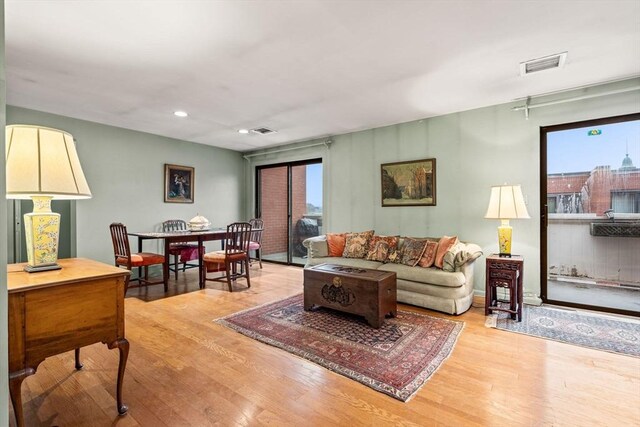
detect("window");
top-left (611, 191), bottom-right (640, 213)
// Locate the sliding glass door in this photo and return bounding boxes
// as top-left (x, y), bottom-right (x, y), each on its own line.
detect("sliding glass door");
top-left (256, 159), bottom-right (322, 265)
top-left (541, 113), bottom-right (640, 316)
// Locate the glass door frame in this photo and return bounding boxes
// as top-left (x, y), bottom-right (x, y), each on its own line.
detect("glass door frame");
top-left (255, 158), bottom-right (322, 266)
top-left (540, 112), bottom-right (640, 317)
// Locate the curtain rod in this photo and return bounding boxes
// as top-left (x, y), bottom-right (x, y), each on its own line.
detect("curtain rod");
top-left (512, 85), bottom-right (640, 119)
top-left (243, 139), bottom-right (332, 160)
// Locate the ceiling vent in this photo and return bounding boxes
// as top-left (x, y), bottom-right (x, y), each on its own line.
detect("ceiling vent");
top-left (250, 127), bottom-right (277, 135)
top-left (520, 52), bottom-right (567, 76)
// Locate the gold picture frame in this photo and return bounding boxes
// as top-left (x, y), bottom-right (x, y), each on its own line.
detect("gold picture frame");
top-left (164, 164), bottom-right (194, 203)
top-left (381, 158), bottom-right (436, 206)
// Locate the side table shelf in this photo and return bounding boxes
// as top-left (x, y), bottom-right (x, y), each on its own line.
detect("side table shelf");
top-left (485, 254), bottom-right (524, 322)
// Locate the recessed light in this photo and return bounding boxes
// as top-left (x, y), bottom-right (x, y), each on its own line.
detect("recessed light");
top-left (174, 111), bottom-right (188, 117)
top-left (238, 129), bottom-right (249, 134)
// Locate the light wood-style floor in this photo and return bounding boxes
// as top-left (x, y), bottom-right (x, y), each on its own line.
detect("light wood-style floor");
top-left (10, 263), bottom-right (640, 426)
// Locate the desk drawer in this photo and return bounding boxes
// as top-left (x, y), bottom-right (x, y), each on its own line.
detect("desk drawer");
top-left (23, 278), bottom-right (120, 364)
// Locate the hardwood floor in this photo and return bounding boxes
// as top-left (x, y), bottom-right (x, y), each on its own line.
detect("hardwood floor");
top-left (10, 263), bottom-right (640, 426)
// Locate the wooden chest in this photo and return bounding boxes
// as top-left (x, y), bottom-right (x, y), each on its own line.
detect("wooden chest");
top-left (303, 263), bottom-right (397, 328)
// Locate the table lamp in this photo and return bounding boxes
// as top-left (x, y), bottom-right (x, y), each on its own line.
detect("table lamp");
top-left (5, 125), bottom-right (92, 272)
top-left (484, 184), bottom-right (530, 257)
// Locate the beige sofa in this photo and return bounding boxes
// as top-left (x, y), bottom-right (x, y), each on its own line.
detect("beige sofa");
top-left (302, 235), bottom-right (483, 315)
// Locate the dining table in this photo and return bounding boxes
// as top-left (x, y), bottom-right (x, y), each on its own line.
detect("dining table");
top-left (127, 228), bottom-right (229, 289)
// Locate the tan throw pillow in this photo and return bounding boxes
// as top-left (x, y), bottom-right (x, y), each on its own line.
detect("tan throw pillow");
top-left (398, 237), bottom-right (429, 266)
top-left (418, 240), bottom-right (439, 268)
top-left (442, 242), bottom-right (466, 272)
top-left (365, 235), bottom-right (399, 262)
top-left (434, 235), bottom-right (458, 269)
top-left (326, 233), bottom-right (346, 257)
top-left (342, 230), bottom-right (374, 258)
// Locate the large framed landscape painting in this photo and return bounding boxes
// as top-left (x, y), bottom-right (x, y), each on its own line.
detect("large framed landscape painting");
top-left (165, 164), bottom-right (194, 203)
top-left (381, 158), bottom-right (436, 207)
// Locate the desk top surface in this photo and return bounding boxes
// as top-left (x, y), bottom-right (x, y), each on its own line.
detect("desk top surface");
top-left (7, 258), bottom-right (130, 293)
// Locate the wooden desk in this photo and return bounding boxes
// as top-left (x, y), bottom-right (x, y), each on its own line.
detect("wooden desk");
top-left (8, 258), bottom-right (131, 427)
top-left (128, 228), bottom-right (230, 289)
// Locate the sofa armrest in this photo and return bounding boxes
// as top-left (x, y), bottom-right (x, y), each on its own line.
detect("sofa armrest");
top-left (443, 242), bottom-right (483, 272)
top-left (302, 235), bottom-right (329, 259)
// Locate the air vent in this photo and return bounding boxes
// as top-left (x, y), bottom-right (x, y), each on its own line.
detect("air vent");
top-left (520, 52), bottom-right (567, 76)
top-left (251, 127), bottom-right (277, 135)
top-left (590, 222), bottom-right (640, 237)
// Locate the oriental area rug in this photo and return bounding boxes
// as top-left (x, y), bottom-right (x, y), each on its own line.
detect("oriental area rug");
top-left (486, 304), bottom-right (640, 357)
top-left (215, 294), bottom-right (463, 402)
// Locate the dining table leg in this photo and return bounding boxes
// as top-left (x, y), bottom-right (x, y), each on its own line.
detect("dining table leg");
top-left (198, 238), bottom-right (204, 289)
top-left (163, 238), bottom-right (170, 291)
top-left (136, 237), bottom-right (144, 283)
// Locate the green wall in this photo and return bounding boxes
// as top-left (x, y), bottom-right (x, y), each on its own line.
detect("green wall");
top-left (245, 78), bottom-right (640, 301)
top-left (7, 106), bottom-right (246, 265)
top-left (0, 1), bottom-right (7, 423)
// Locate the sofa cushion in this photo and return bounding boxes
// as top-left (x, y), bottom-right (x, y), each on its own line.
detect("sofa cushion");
top-left (378, 263), bottom-right (466, 288)
top-left (326, 233), bottom-right (346, 256)
top-left (365, 235), bottom-right (399, 262)
top-left (342, 230), bottom-right (374, 258)
top-left (434, 235), bottom-right (458, 268)
top-left (417, 240), bottom-right (438, 268)
top-left (397, 237), bottom-right (428, 266)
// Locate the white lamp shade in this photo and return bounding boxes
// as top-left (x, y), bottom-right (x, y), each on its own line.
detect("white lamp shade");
top-left (6, 125), bottom-right (92, 199)
top-left (485, 184), bottom-right (530, 219)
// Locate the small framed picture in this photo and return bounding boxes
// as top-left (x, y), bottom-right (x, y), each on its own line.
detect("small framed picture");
top-left (164, 164), bottom-right (194, 203)
top-left (381, 158), bottom-right (436, 207)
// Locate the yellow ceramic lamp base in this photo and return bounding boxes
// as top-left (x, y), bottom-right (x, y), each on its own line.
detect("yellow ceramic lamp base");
top-left (23, 195), bottom-right (62, 272)
top-left (497, 219), bottom-right (513, 257)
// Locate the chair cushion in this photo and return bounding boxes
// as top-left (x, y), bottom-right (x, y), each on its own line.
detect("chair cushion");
top-left (204, 250), bottom-right (247, 263)
top-left (204, 251), bottom-right (226, 262)
top-left (248, 241), bottom-right (261, 251)
top-left (179, 246), bottom-right (204, 263)
top-left (117, 252), bottom-right (165, 267)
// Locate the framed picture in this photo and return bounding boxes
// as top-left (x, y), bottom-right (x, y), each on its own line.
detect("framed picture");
top-left (381, 158), bottom-right (436, 207)
top-left (164, 164), bottom-right (194, 203)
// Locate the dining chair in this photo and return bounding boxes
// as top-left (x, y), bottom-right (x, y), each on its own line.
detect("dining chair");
top-left (109, 222), bottom-right (167, 292)
top-left (248, 218), bottom-right (264, 268)
top-left (203, 222), bottom-right (252, 292)
top-left (162, 219), bottom-right (201, 279)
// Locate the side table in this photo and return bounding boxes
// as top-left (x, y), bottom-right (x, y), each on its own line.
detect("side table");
top-left (485, 254), bottom-right (524, 322)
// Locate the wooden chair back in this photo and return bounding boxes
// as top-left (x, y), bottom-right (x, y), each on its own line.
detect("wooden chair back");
top-left (248, 218), bottom-right (264, 245)
top-left (224, 222), bottom-right (252, 255)
top-left (110, 223), bottom-right (131, 260)
top-left (162, 219), bottom-right (188, 233)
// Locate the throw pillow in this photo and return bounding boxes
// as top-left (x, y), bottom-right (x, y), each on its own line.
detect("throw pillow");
top-left (398, 237), bottom-right (429, 267)
top-left (442, 241), bottom-right (466, 272)
top-left (342, 230), bottom-right (374, 258)
top-left (434, 235), bottom-right (459, 269)
top-left (326, 233), bottom-right (347, 257)
top-left (417, 240), bottom-right (439, 268)
top-left (365, 235), bottom-right (399, 262)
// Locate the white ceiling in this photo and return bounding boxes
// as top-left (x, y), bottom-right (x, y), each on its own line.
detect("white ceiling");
top-left (5, 1), bottom-right (640, 152)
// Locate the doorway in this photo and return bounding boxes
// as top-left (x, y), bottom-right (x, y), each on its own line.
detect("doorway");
top-left (256, 159), bottom-right (323, 266)
top-left (540, 113), bottom-right (640, 316)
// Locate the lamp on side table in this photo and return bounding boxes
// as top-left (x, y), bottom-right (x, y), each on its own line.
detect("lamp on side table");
top-left (5, 125), bottom-right (92, 272)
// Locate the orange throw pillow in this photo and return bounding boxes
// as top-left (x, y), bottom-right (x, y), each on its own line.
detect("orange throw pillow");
top-left (326, 233), bottom-right (346, 257)
top-left (418, 240), bottom-right (439, 268)
top-left (434, 236), bottom-right (458, 269)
